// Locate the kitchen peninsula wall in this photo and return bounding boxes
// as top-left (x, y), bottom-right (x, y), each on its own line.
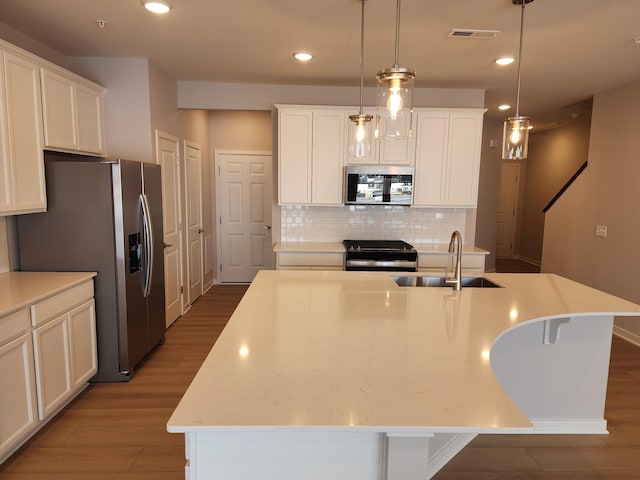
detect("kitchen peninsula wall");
top-left (281, 205), bottom-right (467, 244)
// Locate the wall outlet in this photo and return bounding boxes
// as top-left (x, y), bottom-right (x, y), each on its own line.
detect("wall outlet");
top-left (595, 224), bottom-right (608, 238)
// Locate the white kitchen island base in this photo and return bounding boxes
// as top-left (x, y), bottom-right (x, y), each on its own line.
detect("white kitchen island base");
top-left (183, 431), bottom-right (487, 480)
top-left (168, 271), bottom-right (639, 479)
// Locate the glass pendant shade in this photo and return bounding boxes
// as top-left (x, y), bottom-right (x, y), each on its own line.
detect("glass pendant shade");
top-left (376, 69), bottom-right (415, 139)
top-left (349, 113), bottom-right (374, 158)
top-left (502, 115), bottom-right (530, 160)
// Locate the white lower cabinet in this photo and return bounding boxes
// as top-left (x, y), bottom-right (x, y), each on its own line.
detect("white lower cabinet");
top-left (0, 278), bottom-right (96, 463)
top-left (0, 330), bottom-right (38, 456)
top-left (276, 252), bottom-right (345, 270)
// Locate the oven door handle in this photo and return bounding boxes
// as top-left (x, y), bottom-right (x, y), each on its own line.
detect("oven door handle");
top-left (345, 259), bottom-right (418, 269)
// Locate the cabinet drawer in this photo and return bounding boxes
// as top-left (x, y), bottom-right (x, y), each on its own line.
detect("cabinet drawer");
top-left (31, 280), bottom-right (94, 327)
top-left (418, 254), bottom-right (485, 270)
top-left (0, 308), bottom-right (31, 345)
top-left (277, 252), bottom-right (344, 268)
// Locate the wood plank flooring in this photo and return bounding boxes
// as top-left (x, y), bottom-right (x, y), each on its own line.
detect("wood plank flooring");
top-left (2, 283), bottom-right (639, 479)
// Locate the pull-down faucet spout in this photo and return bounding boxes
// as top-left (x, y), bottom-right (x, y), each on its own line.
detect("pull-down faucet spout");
top-left (445, 230), bottom-right (462, 291)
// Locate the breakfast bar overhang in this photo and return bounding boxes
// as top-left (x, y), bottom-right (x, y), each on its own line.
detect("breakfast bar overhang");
top-left (168, 270), bottom-right (640, 479)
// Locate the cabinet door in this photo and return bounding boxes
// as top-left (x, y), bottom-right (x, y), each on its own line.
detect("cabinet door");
top-left (413, 112), bottom-right (449, 206)
top-left (312, 111), bottom-right (345, 205)
top-left (32, 315), bottom-right (72, 420)
top-left (3, 51), bottom-right (45, 213)
top-left (76, 82), bottom-right (106, 155)
top-left (0, 52), bottom-right (12, 212)
top-left (68, 299), bottom-right (98, 387)
top-left (445, 113), bottom-right (483, 207)
top-left (40, 68), bottom-right (77, 151)
top-left (378, 136), bottom-right (413, 165)
top-left (0, 332), bottom-right (38, 456)
top-left (278, 110), bottom-right (312, 204)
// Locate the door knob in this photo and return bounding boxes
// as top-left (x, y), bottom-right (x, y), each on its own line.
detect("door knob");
top-left (263, 225), bottom-right (272, 230)
top-left (198, 229), bottom-right (204, 234)
top-left (163, 243), bottom-right (173, 249)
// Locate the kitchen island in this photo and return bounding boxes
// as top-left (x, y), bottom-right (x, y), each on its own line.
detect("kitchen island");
top-left (168, 270), bottom-right (639, 479)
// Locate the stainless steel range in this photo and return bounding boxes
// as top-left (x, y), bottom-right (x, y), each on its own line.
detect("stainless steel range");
top-left (343, 240), bottom-right (418, 272)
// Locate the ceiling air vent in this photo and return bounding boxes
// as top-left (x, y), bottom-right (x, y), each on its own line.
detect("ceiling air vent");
top-left (448, 29), bottom-right (500, 39)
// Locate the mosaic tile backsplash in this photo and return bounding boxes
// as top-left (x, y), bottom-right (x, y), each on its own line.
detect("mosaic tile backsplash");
top-left (280, 205), bottom-right (467, 244)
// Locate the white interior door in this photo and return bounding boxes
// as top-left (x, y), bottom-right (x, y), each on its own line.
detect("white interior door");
top-left (496, 162), bottom-right (520, 258)
top-left (217, 152), bottom-right (272, 283)
top-left (156, 131), bottom-right (182, 327)
top-left (184, 141), bottom-right (203, 305)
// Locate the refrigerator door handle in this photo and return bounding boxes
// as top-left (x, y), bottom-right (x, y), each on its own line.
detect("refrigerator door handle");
top-left (140, 193), bottom-right (154, 297)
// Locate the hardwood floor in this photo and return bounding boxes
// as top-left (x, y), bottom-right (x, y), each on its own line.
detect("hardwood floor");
top-left (2, 283), bottom-right (639, 479)
top-left (495, 258), bottom-right (541, 273)
top-left (0, 284), bottom-right (248, 479)
top-left (434, 335), bottom-right (640, 479)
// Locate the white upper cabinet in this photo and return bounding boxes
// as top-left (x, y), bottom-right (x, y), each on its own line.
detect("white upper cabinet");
top-left (278, 105), bottom-right (484, 207)
top-left (41, 67), bottom-right (106, 156)
top-left (278, 108), bottom-right (313, 204)
top-left (278, 106), bottom-right (345, 206)
top-left (413, 108), bottom-right (485, 207)
top-left (0, 50), bottom-right (46, 215)
top-left (0, 38), bottom-right (107, 217)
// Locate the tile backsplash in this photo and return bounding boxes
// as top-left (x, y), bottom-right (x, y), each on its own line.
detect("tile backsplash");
top-left (280, 205), bottom-right (467, 244)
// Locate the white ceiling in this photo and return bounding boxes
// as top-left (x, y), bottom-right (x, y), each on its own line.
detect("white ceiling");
top-left (2, 0), bottom-right (639, 128)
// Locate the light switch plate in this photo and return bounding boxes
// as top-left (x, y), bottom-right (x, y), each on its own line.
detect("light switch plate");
top-left (595, 225), bottom-right (608, 237)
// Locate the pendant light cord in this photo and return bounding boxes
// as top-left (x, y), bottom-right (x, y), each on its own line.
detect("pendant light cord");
top-left (393, 0), bottom-right (401, 69)
top-left (515, 1), bottom-right (526, 116)
top-left (358, 0), bottom-right (365, 115)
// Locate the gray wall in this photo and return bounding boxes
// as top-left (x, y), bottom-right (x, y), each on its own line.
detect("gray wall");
top-left (542, 80), bottom-right (640, 342)
top-left (517, 121), bottom-right (591, 262)
top-left (474, 118), bottom-right (503, 272)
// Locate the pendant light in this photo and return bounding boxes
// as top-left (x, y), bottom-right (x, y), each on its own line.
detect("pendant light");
top-left (502, 0), bottom-right (534, 160)
top-left (349, 0), bottom-right (373, 158)
top-left (376, 0), bottom-right (415, 140)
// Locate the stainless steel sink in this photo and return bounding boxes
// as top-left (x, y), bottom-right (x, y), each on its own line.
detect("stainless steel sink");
top-left (392, 275), bottom-right (503, 288)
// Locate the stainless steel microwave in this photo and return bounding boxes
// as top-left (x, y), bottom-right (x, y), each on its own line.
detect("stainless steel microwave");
top-left (344, 165), bottom-right (414, 206)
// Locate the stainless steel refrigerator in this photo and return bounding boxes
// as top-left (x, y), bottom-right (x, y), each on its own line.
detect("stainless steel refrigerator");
top-left (17, 152), bottom-right (166, 382)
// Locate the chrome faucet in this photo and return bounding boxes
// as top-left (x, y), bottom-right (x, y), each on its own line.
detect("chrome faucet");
top-left (445, 230), bottom-right (462, 291)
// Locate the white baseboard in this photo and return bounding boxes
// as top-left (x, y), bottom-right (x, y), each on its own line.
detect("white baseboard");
top-left (515, 255), bottom-right (541, 267)
top-left (613, 325), bottom-right (640, 347)
top-left (531, 419), bottom-right (608, 434)
top-left (426, 433), bottom-right (477, 479)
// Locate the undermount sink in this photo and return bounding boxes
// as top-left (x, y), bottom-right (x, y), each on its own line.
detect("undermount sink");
top-left (392, 275), bottom-right (503, 288)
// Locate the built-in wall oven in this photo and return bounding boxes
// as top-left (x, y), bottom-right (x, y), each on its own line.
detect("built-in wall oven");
top-left (343, 240), bottom-right (418, 272)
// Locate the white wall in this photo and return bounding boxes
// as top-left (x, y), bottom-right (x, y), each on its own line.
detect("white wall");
top-left (542, 80), bottom-right (640, 342)
top-left (179, 82), bottom-right (485, 111)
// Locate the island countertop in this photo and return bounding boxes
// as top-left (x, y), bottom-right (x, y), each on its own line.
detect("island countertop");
top-left (168, 270), bottom-right (639, 435)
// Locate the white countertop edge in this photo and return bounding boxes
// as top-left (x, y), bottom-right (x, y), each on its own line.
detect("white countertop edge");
top-left (0, 271), bottom-right (97, 317)
top-left (167, 425), bottom-right (534, 435)
top-left (273, 242), bottom-right (489, 255)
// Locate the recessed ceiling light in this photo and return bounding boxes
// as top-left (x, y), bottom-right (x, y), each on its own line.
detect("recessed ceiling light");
top-left (142, 0), bottom-right (172, 14)
top-left (293, 52), bottom-right (313, 62)
top-left (498, 104), bottom-right (511, 111)
top-left (496, 57), bottom-right (515, 66)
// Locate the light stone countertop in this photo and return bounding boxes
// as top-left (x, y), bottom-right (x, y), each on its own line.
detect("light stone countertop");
top-left (0, 271), bottom-right (97, 317)
top-left (273, 242), bottom-right (489, 255)
top-left (168, 270), bottom-right (639, 435)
